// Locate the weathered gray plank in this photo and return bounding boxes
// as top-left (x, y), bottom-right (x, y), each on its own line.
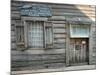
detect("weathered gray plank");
top-left (12, 59), bottom-right (65, 67)
top-left (12, 53), bottom-right (65, 61)
top-left (53, 23), bottom-right (65, 28)
top-left (12, 62), bottom-right (65, 71)
top-left (11, 36), bottom-right (16, 42)
top-left (11, 43), bottom-right (16, 50)
top-left (54, 43), bottom-right (65, 48)
top-left (11, 25), bottom-right (15, 31)
top-left (52, 8), bottom-right (95, 14)
top-left (51, 21), bottom-right (66, 24)
top-left (53, 12), bottom-right (95, 17)
top-left (11, 11), bottom-right (20, 14)
top-left (11, 49), bottom-right (65, 55)
top-left (11, 31), bottom-right (16, 36)
top-left (54, 29), bottom-right (66, 33)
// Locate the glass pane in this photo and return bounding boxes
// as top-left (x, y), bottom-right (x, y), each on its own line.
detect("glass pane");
top-left (46, 27), bottom-right (53, 44)
top-left (71, 25), bottom-right (89, 37)
top-left (27, 21), bottom-right (44, 48)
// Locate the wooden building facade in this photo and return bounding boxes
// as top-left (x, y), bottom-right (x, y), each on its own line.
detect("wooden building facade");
top-left (11, 0), bottom-right (96, 71)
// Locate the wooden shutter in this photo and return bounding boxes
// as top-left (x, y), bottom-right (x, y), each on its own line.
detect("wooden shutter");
top-left (16, 20), bottom-right (26, 50)
top-left (45, 22), bottom-right (53, 49)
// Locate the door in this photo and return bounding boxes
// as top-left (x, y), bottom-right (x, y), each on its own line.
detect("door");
top-left (69, 38), bottom-right (89, 65)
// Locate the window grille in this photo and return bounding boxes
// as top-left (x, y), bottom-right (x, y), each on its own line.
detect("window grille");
top-left (70, 25), bottom-right (90, 38)
top-left (27, 21), bottom-right (44, 48)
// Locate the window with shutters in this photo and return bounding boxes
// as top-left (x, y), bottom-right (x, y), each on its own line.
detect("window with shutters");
top-left (16, 20), bottom-right (53, 50)
top-left (70, 25), bottom-right (90, 38)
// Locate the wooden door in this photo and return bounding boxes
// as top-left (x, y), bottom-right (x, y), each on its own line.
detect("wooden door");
top-left (69, 38), bottom-right (89, 65)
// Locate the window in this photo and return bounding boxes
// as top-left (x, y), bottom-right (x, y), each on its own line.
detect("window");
top-left (16, 20), bottom-right (53, 50)
top-left (27, 21), bottom-right (44, 48)
top-left (70, 25), bottom-right (90, 38)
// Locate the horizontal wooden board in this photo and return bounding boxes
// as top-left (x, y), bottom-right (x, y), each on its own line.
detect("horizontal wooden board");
top-left (54, 37), bottom-right (66, 39)
top-left (11, 13), bottom-right (20, 18)
top-left (54, 43), bottom-right (66, 48)
top-left (43, 63), bottom-right (65, 69)
top-left (53, 23), bottom-right (65, 27)
top-left (54, 34), bottom-right (66, 38)
top-left (11, 6), bottom-right (20, 11)
top-left (66, 17), bottom-right (93, 22)
top-left (54, 29), bottom-right (66, 33)
top-left (49, 4), bottom-right (95, 9)
top-left (51, 21), bottom-right (66, 24)
top-left (11, 25), bottom-right (15, 31)
top-left (11, 36), bottom-right (16, 42)
top-left (21, 17), bottom-right (48, 21)
top-left (11, 31), bottom-right (16, 36)
top-left (12, 62), bottom-right (65, 71)
top-left (12, 53), bottom-right (65, 61)
top-left (54, 38), bottom-right (66, 41)
top-left (12, 60), bottom-right (44, 67)
top-left (11, 48), bottom-right (65, 55)
top-left (52, 8), bottom-right (95, 15)
top-left (50, 16), bottom-right (94, 23)
top-left (54, 42), bottom-right (66, 44)
top-left (41, 54), bottom-right (65, 60)
top-left (11, 11), bottom-right (20, 14)
top-left (53, 12), bottom-right (95, 17)
top-left (12, 59), bottom-right (65, 67)
top-left (50, 16), bottom-right (66, 21)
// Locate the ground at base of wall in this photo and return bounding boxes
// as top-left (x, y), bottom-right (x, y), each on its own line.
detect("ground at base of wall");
top-left (11, 65), bottom-right (96, 75)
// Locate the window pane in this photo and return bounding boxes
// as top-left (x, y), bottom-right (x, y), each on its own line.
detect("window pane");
top-left (70, 25), bottom-right (89, 37)
top-left (46, 27), bottom-right (53, 44)
top-left (27, 21), bottom-right (44, 48)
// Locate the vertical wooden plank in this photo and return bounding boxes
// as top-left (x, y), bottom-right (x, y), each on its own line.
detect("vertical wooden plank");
top-left (89, 23), bottom-right (93, 64)
top-left (44, 21), bottom-right (46, 48)
top-left (52, 22), bottom-right (54, 48)
top-left (23, 20), bottom-right (28, 48)
top-left (65, 21), bottom-right (70, 66)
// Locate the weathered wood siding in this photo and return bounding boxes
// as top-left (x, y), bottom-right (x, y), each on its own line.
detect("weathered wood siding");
top-left (11, 1), bottom-right (96, 71)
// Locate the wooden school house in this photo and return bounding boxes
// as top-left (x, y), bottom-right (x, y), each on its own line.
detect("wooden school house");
top-left (11, 0), bottom-right (96, 71)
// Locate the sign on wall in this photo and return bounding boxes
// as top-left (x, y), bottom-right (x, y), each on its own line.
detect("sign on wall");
top-left (20, 4), bottom-right (52, 17)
